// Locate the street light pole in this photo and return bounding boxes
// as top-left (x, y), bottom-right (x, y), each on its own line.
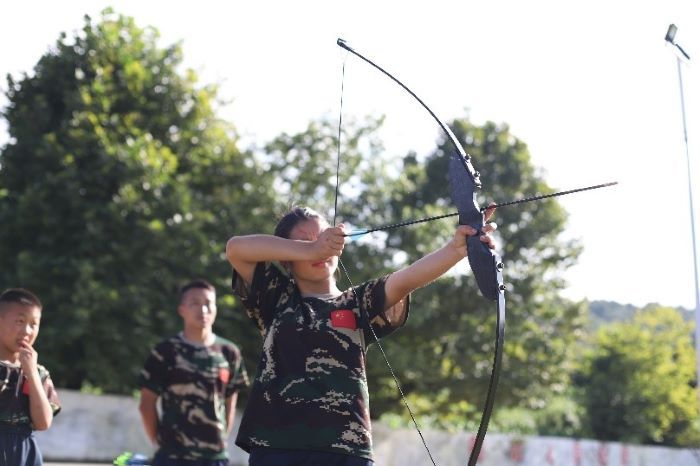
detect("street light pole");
top-left (665, 24), bottom-right (700, 400)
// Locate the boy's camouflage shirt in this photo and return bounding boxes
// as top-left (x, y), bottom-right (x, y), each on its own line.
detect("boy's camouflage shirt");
top-left (0, 361), bottom-right (60, 428)
top-left (232, 262), bottom-right (409, 460)
top-left (139, 334), bottom-right (249, 460)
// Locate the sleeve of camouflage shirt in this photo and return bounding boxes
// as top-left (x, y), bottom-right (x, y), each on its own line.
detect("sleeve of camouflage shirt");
top-left (231, 261), bottom-right (291, 334)
top-left (139, 341), bottom-right (168, 394)
top-left (357, 273), bottom-right (410, 341)
top-left (225, 344), bottom-right (249, 397)
top-left (39, 366), bottom-right (61, 417)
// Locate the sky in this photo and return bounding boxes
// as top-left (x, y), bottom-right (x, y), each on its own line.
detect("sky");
top-left (1, 1), bottom-right (699, 310)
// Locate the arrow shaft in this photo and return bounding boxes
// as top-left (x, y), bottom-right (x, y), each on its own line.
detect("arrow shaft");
top-left (346, 182), bottom-right (617, 237)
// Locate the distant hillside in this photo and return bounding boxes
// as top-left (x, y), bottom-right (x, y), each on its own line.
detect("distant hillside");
top-left (588, 300), bottom-right (693, 329)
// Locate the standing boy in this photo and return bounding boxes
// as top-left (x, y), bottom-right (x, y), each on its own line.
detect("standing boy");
top-left (0, 288), bottom-right (61, 466)
top-left (139, 279), bottom-right (249, 466)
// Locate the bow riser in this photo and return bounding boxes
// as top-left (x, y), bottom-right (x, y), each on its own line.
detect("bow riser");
top-left (448, 155), bottom-right (504, 301)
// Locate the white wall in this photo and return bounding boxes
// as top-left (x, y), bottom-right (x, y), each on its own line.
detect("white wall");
top-left (35, 390), bottom-right (700, 466)
top-left (372, 424), bottom-right (700, 466)
top-left (35, 390), bottom-right (249, 464)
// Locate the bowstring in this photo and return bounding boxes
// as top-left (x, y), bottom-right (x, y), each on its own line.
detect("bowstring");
top-left (335, 47), bottom-right (438, 466)
top-left (333, 57), bottom-right (346, 228)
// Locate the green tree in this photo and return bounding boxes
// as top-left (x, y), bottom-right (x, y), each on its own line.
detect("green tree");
top-left (359, 120), bottom-right (586, 426)
top-left (575, 305), bottom-right (699, 446)
top-left (0, 10), bottom-right (274, 393)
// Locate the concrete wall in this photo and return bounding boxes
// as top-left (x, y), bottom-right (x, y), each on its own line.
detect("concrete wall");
top-left (36, 390), bottom-right (700, 466)
top-left (372, 424), bottom-right (700, 466)
top-left (35, 390), bottom-right (248, 465)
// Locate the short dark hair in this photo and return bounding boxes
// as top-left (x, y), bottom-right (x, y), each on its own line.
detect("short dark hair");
top-left (274, 206), bottom-right (326, 239)
top-left (0, 288), bottom-right (43, 313)
top-left (179, 279), bottom-right (215, 303)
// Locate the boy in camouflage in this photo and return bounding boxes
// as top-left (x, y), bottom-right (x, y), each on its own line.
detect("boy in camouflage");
top-left (225, 206), bottom-right (497, 466)
top-left (138, 279), bottom-right (249, 466)
top-left (0, 288), bottom-right (61, 466)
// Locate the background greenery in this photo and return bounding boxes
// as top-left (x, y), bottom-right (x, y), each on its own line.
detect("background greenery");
top-left (1, 10), bottom-right (697, 447)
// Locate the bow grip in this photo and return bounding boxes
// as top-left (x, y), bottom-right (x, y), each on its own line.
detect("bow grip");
top-left (466, 232), bottom-right (504, 302)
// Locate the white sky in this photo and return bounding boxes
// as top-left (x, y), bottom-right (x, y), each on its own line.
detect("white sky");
top-left (2, 1), bottom-right (699, 309)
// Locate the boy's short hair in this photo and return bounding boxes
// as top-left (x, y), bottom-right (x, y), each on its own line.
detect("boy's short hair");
top-left (0, 288), bottom-right (43, 314)
top-left (179, 279), bottom-right (215, 303)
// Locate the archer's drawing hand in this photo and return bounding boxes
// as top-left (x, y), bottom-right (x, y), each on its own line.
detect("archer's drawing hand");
top-left (312, 224), bottom-right (347, 260)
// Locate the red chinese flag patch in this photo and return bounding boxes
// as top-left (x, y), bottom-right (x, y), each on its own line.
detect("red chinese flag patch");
top-left (219, 368), bottom-right (230, 384)
top-left (331, 310), bottom-right (357, 330)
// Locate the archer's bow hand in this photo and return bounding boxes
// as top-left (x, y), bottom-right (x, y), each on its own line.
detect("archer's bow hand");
top-left (453, 222), bottom-right (497, 255)
top-left (455, 203), bottom-right (498, 254)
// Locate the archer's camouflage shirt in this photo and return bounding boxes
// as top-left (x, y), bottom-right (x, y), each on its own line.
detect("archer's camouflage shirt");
top-left (139, 334), bottom-right (249, 460)
top-left (0, 361), bottom-right (60, 428)
top-left (232, 262), bottom-right (409, 460)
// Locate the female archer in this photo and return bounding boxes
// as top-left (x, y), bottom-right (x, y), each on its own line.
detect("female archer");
top-left (225, 205), bottom-right (497, 466)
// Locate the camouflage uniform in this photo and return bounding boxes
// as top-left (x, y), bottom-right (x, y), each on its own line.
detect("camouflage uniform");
top-left (232, 262), bottom-right (409, 461)
top-left (139, 334), bottom-right (249, 461)
top-left (0, 361), bottom-right (61, 466)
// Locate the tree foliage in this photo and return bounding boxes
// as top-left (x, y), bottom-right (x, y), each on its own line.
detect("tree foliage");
top-left (378, 121), bottom-right (585, 426)
top-left (575, 305), bottom-right (699, 446)
top-left (0, 10), bottom-right (274, 392)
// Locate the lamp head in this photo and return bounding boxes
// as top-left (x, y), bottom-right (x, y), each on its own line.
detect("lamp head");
top-left (665, 24), bottom-right (677, 44)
